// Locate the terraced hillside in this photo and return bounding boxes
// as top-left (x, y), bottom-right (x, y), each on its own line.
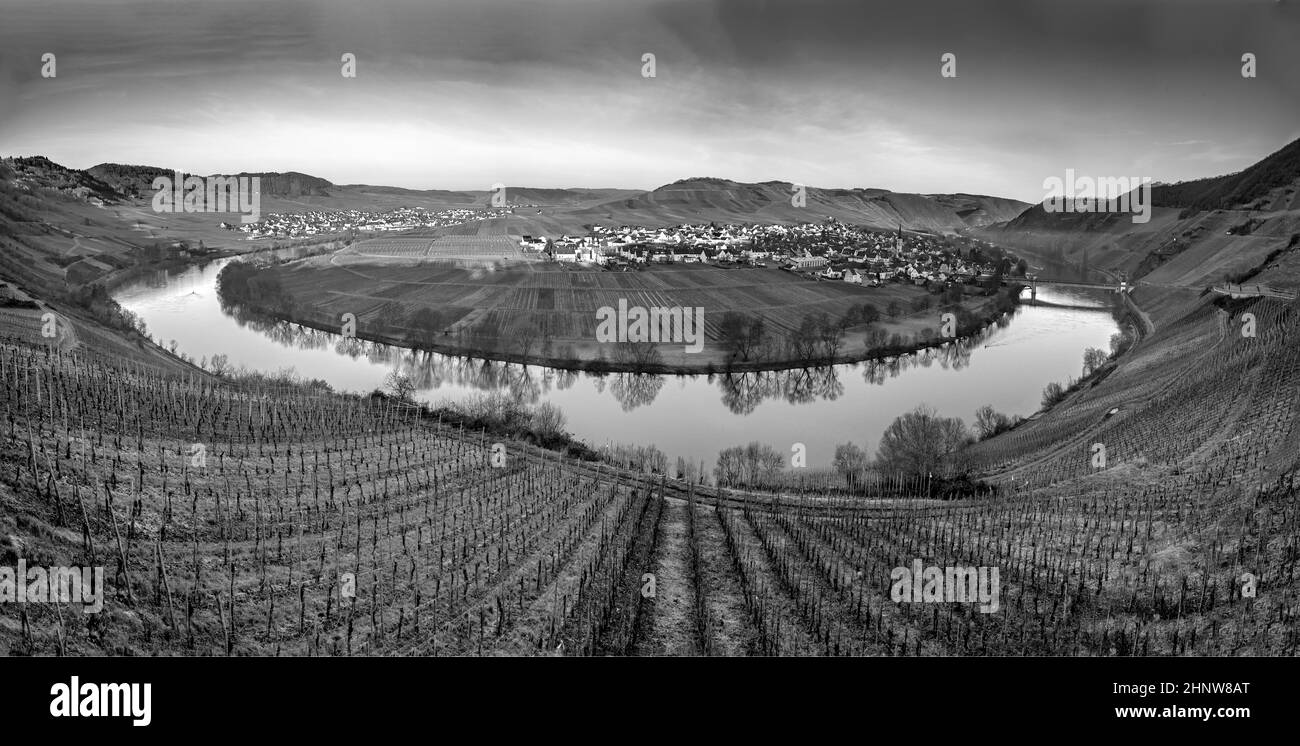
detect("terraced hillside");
top-left (3, 145), bottom-right (1299, 657)
top-left (971, 292), bottom-right (1300, 485)
top-left (3, 303), bottom-right (1296, 656)
top-left (980, 138), bottom-right (1300, 298)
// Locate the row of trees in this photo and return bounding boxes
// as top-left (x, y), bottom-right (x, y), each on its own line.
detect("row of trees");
top-left (715, 284), bottom-right (1022, 366)
top-left (717, 309), bottom-right (883, 366)
top-left (711, 403), bottom-right (1013, 495)
top-left (1042, 346), bottom-right (1114, 410)
top-left (714, 442), bottom-right (786, 489)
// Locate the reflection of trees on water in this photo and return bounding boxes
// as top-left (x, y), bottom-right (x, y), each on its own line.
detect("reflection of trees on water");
top-left (857, 324), bottom-right (1003, 385)
top-left (552, 368), bottom-right (579, 391)
top-left (505, 364), bottom-right (543, 403)
top-left (404, 355), bottom-right (546, 404)
top-left (718, 371), bottom-right (774, 414)
top-left (782, 367), bottom-right (844, 406)
top-left (608, 373), bottom-right (666, 412)
top-left (222, 302), bottom-right (568, 401)
top-left (220, 300), bottom-right (1017, 415)
top-left (715, 366), bottom-right (844, 414)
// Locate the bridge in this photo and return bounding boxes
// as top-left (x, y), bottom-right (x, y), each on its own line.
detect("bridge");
top-left (1017, 275), bottom-right (1130, 303)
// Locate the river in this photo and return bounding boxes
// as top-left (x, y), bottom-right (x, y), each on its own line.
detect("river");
top-left (112, 255), bottom-right (1119, 470)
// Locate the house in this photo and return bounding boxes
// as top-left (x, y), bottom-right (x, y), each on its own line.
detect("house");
top-left (843, 268), bottom-right (863, 284)
top-left (788, 252), bottom-right (829, 270)
top-left (819, 267), bottom-right (843, 280)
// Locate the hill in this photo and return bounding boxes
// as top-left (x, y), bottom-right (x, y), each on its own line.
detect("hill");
top-left (5, 156), bottom-right (122, 204)
top-left (1151, 137), bottom-right (1300, 212)
top-left (979, 137), bottom-right (1300, 298)
top-left (572, 177), bottom-right (1029, 233)
top-left (89, 163), bottom-right (334, 198)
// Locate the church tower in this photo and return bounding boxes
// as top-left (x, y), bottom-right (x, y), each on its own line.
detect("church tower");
top-left (894, 224), bottom-right (904, 257)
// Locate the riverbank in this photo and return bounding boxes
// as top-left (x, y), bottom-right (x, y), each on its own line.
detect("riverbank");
top-left (97, 236), bottom-right (351, 293)
top-left (217, 256), bottom-right (1029, 373)
top-left (228, 287), bottom-right (1026, 374)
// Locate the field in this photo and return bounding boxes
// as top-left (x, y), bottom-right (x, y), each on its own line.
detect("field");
top-left (2, 321), bottom-right (1297, 657)
top-left (264, 259), bottom-right (994, 370)
top-left (333, 236), bottom-right (530, 266)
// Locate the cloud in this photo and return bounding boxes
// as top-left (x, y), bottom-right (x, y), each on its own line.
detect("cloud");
top-left (1, 0), bottom-right (1297, 198)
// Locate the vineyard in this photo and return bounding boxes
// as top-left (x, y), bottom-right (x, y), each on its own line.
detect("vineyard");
top-left (252, 259), bottom-right (984, 371)
top-left (970, 294), bottom-right (1300, 487)
top-left (333, 236), bottom-right (528, 266)
top-left (3, 288), bottom-right (1298, 655)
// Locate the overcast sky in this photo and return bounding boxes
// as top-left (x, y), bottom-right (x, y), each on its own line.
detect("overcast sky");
top-left (1, 0), bottom-right (1297, 201)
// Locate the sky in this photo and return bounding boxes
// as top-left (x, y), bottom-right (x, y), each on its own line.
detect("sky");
top-left (0, 0), bottom-right (1298, 202)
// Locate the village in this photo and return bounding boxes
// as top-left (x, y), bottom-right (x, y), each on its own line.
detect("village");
top-left (521, 220), bottom-right (1025, 290)
top-left (228, 205), bottom-right (516, 240)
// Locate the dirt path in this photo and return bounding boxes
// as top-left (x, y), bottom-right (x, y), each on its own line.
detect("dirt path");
top-left (632, 499), bottom-right (696, 655)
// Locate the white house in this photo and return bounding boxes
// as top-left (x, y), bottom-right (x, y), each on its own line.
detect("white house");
top-left (788, 251), bottom-right (829, 270)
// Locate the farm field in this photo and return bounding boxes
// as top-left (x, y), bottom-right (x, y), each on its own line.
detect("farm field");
top-left (333, 235), bottom-right (531, 266)
top-left (2, 320), bottom-right (1297, 657)
top-left (260, 259), bottom-right (1001, 371)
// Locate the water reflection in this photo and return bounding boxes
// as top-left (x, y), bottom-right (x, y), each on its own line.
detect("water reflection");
top-left (116, 256), bottom-right (1121, 469)
top-left (217, 297), bottom-right (1047, 415)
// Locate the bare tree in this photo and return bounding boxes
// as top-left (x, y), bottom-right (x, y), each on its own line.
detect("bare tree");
top-left (529, 401), bottom-right (566, 437)
top-left (1042, 381), bottom-right (1067, 408)
top-left (714, 442), bottom-right (783, 488)
top-left (974, 404), bottom-right (1019, 440)
top-left (788, 315), bottom-right (821, 365)
top-left (1082, 347), bottom-right (1108, 375)
top-left (833, 442), bottom-right (869, 491)
top-left (719, 312), bottom-right (766, 362)
top-left (384, 370), bottom-right (416, 402)
top-left (875, 404), bottom-right (971, 479)
top-left (614, 340), bottom-right (662, 368)
top-left (209, 353), bottom-right (230, 376)
top-left (814, 313), bottom-right (846, 359)
top-left (514, 321), bottom-right (542, 364)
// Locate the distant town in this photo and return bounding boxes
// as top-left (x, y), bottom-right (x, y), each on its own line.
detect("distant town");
top-left (223, 204), bottom-right (1025, 292)
top-left (227, 205), bottom-right (518, 239)
top-left (523, 220), bottom-right (1026, 288)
